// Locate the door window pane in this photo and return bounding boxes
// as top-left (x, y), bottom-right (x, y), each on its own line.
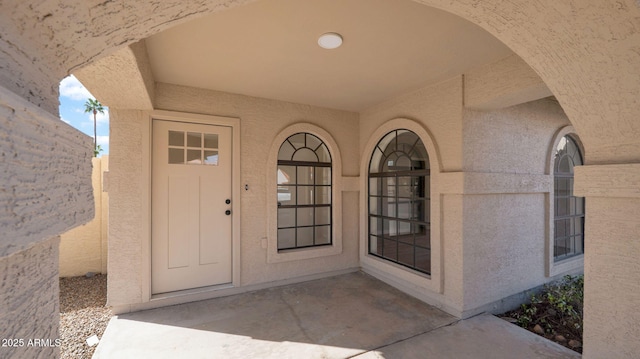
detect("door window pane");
top-left (187, 132), bottom-right (201, 147)
top-left (169, 131), bottom-right (184, 146)
top-left (203, 133), bottom-right (218, 149)
top-left (204, 150), bottom-right (218, 165)
top-left (168, 148), bottom-right (184, 164)
top-left (187, 149), bottom-right (201, 164)
top-left (168, 130), bottom-right (221, 166)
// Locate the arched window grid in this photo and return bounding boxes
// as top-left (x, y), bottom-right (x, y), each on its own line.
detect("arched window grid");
top-left (277, 132), bottom-right (332, 251)
top-left (368, 129), bottom-right (431, 275)
top-left (553, 134), bottom-right (585, 261)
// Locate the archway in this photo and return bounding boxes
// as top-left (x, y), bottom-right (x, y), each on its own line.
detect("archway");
top-left (1, 1), bottom-right (639, 357)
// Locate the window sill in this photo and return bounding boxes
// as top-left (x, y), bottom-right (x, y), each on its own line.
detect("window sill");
top-left (267, 241), bottom-right (342, 263)
top-left (547, 253), bottom-right (584, 277)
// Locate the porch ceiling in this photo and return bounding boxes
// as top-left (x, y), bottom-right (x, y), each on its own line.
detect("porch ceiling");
top-left (145, 0), bottom-right (512, 112)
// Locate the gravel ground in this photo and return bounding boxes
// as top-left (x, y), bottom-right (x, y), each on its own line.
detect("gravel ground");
top-left (59, 274), bottom-right (112, 359)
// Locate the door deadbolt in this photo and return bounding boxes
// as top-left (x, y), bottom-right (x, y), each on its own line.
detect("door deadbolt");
top-left (225, 199), bottom-right (231, 204)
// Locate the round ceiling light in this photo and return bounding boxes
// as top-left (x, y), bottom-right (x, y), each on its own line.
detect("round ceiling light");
top-left (318, 32), bottom-right (343, 49)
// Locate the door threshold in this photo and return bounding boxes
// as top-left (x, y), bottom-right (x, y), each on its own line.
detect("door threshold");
top-left (151, 282), bottom-right (234, 301)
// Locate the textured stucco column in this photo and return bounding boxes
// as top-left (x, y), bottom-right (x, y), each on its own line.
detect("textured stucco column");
top-left (575, 164), bottom-right (640, 358)
top-left (0, 84), bottom-right (94, 358)
top-left (107, 109), bottom-right (150, 309)
top-left (0, 237), bottom-right (61, 359)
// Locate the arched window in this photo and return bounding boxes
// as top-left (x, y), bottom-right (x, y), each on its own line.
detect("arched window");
top-left (368, 129), bottom-right (430, 274)
top-left (553, 135), bottom-right (584, 261)
top-left (277, 133), bottom-right (332, 250)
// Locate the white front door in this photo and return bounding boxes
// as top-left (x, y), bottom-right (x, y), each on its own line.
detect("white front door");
top-left (152, 119), bottom-right (233, 294)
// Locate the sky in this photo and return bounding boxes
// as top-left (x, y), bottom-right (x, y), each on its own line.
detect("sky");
top-left (59, 75), bottom-right (110, 156)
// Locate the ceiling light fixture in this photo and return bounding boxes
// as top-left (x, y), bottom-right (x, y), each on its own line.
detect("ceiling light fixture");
top-left (318, 32), bottom-right (343, 50)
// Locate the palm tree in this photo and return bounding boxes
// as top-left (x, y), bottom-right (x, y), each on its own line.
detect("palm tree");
top-left (84, 98), bottom-right (105, 157)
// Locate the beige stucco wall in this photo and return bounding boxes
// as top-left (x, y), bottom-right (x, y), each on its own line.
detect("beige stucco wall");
top-left (460, 99), bottom-right (573, 312)
top-left (0, 236), bottom-right (61, 359)
top-left (574, 165), bottom-right (640, 358)
top-left (360, 77), bottom-right (463, 172)
top-left (0, 73), bottom-right (93, 359)
top-left (107, 83), bottom-right (360, 310)
top-left (358, 78), bottom-right (577, 317)
top-left (59, 156), bottom-right (109, 277)
top-left (358, 77), bottom-right (464, 314)
top-left (0, 84), bottom-right (93, 358)
top-left (0, 87), bottom-right (94, 258)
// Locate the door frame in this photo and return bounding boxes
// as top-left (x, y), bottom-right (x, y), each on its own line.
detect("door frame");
top-left (142, 110), bottom-right (241, 302)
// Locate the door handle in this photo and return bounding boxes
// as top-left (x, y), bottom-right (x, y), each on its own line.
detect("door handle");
top-left (225, 210), bottom-right (231, 215)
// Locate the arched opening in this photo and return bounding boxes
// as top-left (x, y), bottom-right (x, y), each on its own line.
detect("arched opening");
top-left (3, 0), bottom-right (640, 356)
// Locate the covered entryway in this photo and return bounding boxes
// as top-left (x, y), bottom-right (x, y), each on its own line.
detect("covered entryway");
top-left (152, 119), bottom-right (233, 294)
top-left (0, 0), bottom-right (633, 356)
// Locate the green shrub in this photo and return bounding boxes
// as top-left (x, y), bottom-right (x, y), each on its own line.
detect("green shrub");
top-left (511, 275), bottom-right (584, 339)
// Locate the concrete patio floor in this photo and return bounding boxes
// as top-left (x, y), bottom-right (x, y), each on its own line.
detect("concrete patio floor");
top-left (93, 272), bottom-right (580, 358)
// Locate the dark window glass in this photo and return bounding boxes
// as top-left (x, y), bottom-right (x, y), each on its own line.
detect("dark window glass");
top-left (368, 130), bottom-right (431, 274)
top-left (553, 135), bottom-right (585, 261)
top-left (277, 133), bottom-right (332, 250)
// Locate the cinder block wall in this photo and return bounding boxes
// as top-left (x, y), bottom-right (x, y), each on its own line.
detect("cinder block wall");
top-left (59, 156), bottom-right (109, 277)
